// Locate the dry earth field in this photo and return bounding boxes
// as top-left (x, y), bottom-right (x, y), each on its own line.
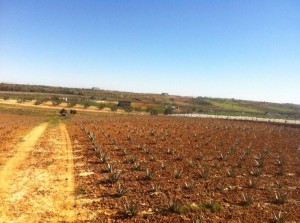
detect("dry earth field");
top-left (0, 113), bottom-right (299, 222)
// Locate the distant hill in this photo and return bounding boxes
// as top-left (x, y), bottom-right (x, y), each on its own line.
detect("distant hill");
top-left (0, 83), bottom-right (299, 120)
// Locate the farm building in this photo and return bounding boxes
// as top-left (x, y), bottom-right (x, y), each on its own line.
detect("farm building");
top-left (117, 101), bottom-right (131, 107)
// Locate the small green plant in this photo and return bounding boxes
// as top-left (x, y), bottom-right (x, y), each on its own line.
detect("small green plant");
top-left (217, 153), bottom-right (226, 161)
top-left (199, 167), bottom-right (209, 178)
top-left (175, 153), bottom-right (183, 161)
top-left (108, 171), bottom-right (121, 184)
top-left (76, 186), bottom-right (86, 195)
top-left (144, 169), bottom-right (154, 181)
top-left (149, 155), bottom-right (156, 161)
top-left (102, 162), bottom-right (114, 173)
top-left (272, 191), bottom-right (288, 204)
top-left (174, 169), bottom-right (183, 179)
top-left (271, 210), bottom-right (289, 223)
top-left (192, 214), bottom-right (205, 223)
top-left (122, 199), bottom-right (138, 217)
top-left (94, 148), bottom-right (102, 157)
top-left (144, 147), bottom-right (152, 154)
top-left (166, 148), bottom-right (175, 155)
top-left (276, 167), bottom-right (285, 176)
top-left (248, 178), bottom-right (257, 188)
top-left (122, 148), bottom-right (128, 156)
top-left (165, 198), bottom-right (182, 213)
top-left (126, 156), bottom-right (137, 164)
top-left (254, 152), bottom-right (263, 160)
top-left (261, 148), bottom-right (269, 156)
top-left (240, 193), bottom-right (254, 206)
top-left (236, 160), bottom-right (243, 168)
top-left (201, 201), bottom-right (222, 212)
top-left (276, 156), bottom-right (285, 167)
top-left (215, 183), bottom-right (225, 191)
top-left (249, 168), bottom-right (261, 177)
top-left (126, 135), bottom-right (131, 141)
top-left (188, 159), bottom-right (196, 167)
top-left (149, 183), bottom-right (161, 192)
top-left (131, 162), bottom-right (141, 171)
top-left (195, 154), bottom-right (204, 161)
top-left (182, 181), bottom-right (195, 190)
top-left (116, 183), bottom-right (127, 197)
top-left (100, 152), bottom-right (109, 163)
top-left (226, 168), bottom-right (236, 177)
top-left (194, 144), bottom-right (200, 149)
top-left (254, 159), bottom-right (264, 168)
top-left (275, 181), bottom-right (283, 189)
top-left (44, 160), bottom-right (54, 166)
top-left (149, 130), bottom-right (156, 136)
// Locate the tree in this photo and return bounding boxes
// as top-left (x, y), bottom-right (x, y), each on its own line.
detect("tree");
top-left (60, 108), bottom-right (68, 116)
top-left (164, 107), bottom-right (174, 115)
top-left (111, 106), bottom-right (118, 112)
top-left (98, 104), bottom-right (105, 110)
top-left (34, 99), bottom-right (43, 105)
top-left (124, 107), bottom-right (132, 113)
top-left (149, 109), bottom-right (158, 115)
top-left (52, 99), bottom-right (61, 106)
top-left (70, 109), bottom-right (77, 115)
top-left (67, 101), bottom-right (77, 107)
top-left (83, 101), bottom-right (91, 109)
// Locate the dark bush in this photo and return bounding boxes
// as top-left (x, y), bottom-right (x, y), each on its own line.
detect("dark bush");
top-left (70, 109), bottom-right (77, 115)
top-left (98, 104), bottom-right (105, 110)
top-left (60, 108), bottom-right (68, 116)
top-left (124, 107), bottom-right (133, 113)
top-left (111, 106), bottom-right (118, 112)
top-left (134, 107), bottom-right (142, 112)
top-left (67, 101), bottom-right (77, 107)
top-left (164, 107), bottom-right (174, 115)
top-left (149, 109), bottom-right (158, 115)
top-left (52, 100), bottom-right (61, 106)
top-left (34, 99), bottom-right (43, 105)
top-left (83, 101), bottom-right (91, 109)
top-left (17, 98), bottom-right (26, 103)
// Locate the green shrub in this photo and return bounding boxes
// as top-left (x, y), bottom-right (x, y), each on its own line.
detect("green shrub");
top-left (52, 100), bottom-right (61, 106)
top-left (34, 99), bottom-right (43, 105)
top-left (67, 101), bottom-right (77, 107)
top-left (83, 101), bottom-right (91, 108)
top-left (111, 106), bottom-right (118, 112)
top-left (70, 109), bottom-right (77, 114)
top-left (124, 106), bottom-right (132, 113)
top-left (98, 104), bottom-right (105, 110)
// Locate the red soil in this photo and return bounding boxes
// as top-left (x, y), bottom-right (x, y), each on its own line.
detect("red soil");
top-left (67, 116), bottom-right (300, 222)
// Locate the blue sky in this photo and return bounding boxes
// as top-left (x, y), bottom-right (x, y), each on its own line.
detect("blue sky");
top-left (0, 0), bottom-right (299, 104)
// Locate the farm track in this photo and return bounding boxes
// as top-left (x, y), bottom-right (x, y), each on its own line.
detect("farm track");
top-left (0, 121), bottom-right (77, 222)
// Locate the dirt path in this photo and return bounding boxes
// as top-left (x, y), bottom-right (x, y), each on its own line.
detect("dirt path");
top-left (0, 121), bottom-right (76, 222)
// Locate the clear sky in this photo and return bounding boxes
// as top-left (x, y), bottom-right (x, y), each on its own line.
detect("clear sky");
top-left (0, 1), bottom-right (299, 104)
